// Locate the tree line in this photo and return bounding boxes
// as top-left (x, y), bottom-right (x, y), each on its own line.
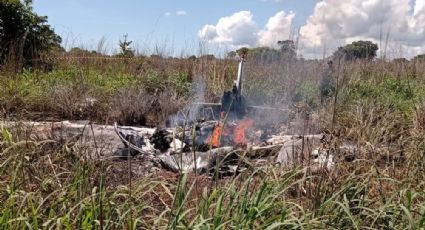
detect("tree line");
top-left (1, 0), bottom-right (424, 72)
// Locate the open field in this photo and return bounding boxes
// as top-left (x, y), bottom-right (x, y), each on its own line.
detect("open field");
top-left (1, 54), bottom-right (425, 229)
top-left (3, 0), bottom-right (425, 228)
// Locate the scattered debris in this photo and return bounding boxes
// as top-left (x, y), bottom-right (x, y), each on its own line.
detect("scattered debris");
top-left (0, 45), bottom-right (361, 176)
top-left (149, 129), bottom-right (172, 152)
top-left (1, 119), bottom-right (364, 176)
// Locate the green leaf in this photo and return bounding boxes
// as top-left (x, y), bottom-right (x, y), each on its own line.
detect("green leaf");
top-left (1, 127), bottom-right (13, 145)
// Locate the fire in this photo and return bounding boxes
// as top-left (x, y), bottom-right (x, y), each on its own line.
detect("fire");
top-left (207, 117), bottom-right (254, 148)
top-left (233, 118), bottom-right (254, 146)
top-left (209, 123), bottom-right (223, 147)
top-left (209, 112), bottom-right (228, 147)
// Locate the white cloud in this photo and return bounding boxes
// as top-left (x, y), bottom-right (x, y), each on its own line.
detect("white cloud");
top-left (258, 11), bottom-right (295, 47)
top-left (198, 11), bottom-right (294, 49)
top-left (199, 1), bottom-right (425, 58)
top-left (176, 10), bottom-right (187, 16)
top-left (298, 0), bottom-right (425, 58)
top-left (164, 12), bottom-right (171, 17)
top-left (198, 11), bottom-right (259, 48)
top-left (414, 0), bottom-right (425, 15)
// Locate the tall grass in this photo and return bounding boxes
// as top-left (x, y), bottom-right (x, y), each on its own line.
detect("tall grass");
top-left (2, 55), bottom-right (424, 125)
top-left (1, 54), bottom-right (425, 228)
top-left (1, 125), bottom-right (425, 229)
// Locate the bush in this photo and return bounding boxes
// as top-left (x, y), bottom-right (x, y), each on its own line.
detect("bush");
top-left (345, 77), bottom-right (423, 115)
top-left (292, 81), bottom-right (320, 109)
top-left (0, 0), bottom-right (62, 70)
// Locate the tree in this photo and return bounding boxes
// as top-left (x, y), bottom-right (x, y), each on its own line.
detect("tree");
top-left (393, 58), bottom-right (408, 63)
top-left (247, 47), bottom-right (281, 62)
top-left (236, 47), bottom-right (249, 58)
top-left (413, 54), bottom-right (425, 62)
top-left (117, 34), bottom-right (134, 58)
top-left (68, 47), bottom-right (98, 56)
top-left (277, 40), bottom-right (296, 59)
top-left (227, 47), bottom-right (284, 62)
top-left (226, 40), bottom-right (297, 62)
top-left (333, 40), bottom-right (378, 61)
top-left (0, 0), bottom-right (62, 70)
top-left (199, 54), bottom-right (215, 60)
top-left (187, 55), bottom-right (197, 61)
top-left (226, 51), bottom-right (237, 59)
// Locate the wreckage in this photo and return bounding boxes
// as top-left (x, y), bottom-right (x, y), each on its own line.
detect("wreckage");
top-left (1, 52), bottom-right (357, 177)
top-left (111, 51), bottom-right (355, 175)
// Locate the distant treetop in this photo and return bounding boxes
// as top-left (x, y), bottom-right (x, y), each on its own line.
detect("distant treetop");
top-left (116, 34), bottom-right (135, 58)
top-left (227, 40), bottom-right (297, 62)
top-left (333, 40), bottom-right (378, 61)
top-left (413, 54), bottom-right (425, 62)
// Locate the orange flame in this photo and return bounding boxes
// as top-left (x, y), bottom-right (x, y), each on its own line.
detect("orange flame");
top-left (209, 123), bottom-right (223, 147)
top-left (207, 115), bottom-right (255, 148)
top-left (233, 118), bottom-right (254, 146)
top-left (209, 122), bottom-right (231, 147)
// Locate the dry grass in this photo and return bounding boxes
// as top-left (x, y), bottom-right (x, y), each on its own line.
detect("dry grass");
top-left (1, 54), bottom-right (425, 228)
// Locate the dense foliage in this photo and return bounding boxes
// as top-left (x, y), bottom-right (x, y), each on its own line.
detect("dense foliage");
top-left (414, 54), bottom-right (425, 62)
top-left (0, 0), bottom-right (61, 70)
top-left (228, 40), bottom-right (297, 62)
top-left (333, 40), bottom-right (379, 61)
top-left (277, 39), bottom-right (296, 58)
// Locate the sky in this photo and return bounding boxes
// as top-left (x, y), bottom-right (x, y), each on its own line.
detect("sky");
top-left (33, 0), bottom-right (425, 59)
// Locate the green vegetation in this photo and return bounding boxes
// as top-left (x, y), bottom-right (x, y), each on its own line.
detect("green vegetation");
top-left (116, 34), bottom-right (135, 58)
top-left (333, 41), bottom-right (379, 61)
top-left (0, 64), bottom-right (196, 125)
top-left (1, 55), bottom-right (425, 229)
top-left (277, 40), bottom-right (296, 59)
top-left (414, 54), bottom-right (425, 62)
top-left (1, 125), bottom-right (425, 229)
top-left (0, 0), bottom-right (62, 70)
top-left (346, 77), bottom-right (423, 114)
top-left (2, 1), bottom-right (425, 229)
top-left (228, 40), bottom-right (297, 61)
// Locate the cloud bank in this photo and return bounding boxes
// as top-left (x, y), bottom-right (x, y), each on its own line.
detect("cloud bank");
top-left (198, 11), bottom-right (259, 48)
top-left (198, 10), bottom-right (294, 49)
top-left (199, 0), bottom-right (425, 58)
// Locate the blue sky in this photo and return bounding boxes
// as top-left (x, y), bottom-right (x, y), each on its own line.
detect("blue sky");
top-left (33, 0), bottom-right (425, 58)
top-left (33, 0), bottom-right (316, 55)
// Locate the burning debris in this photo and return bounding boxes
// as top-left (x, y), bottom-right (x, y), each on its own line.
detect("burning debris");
top-left (1, 119), bottom-right (358, 177)
top-left (110, 52), bottom-right (352, 176)
top-left (1, 53), bottom-right (359, 177)
top-left (207, 115), bottom-right (255, 148)
top-left (114, 120), bottom-right (353, 176)
top-left (149, 129), bottom-right (172, 152)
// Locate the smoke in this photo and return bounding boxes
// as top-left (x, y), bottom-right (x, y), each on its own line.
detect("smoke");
top-left (167, 77), bottom-right (206, 127)
top-left (187, 78), bottom-right (206, 121)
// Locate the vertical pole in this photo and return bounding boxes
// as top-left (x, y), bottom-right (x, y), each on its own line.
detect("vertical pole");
top-left (236, 55), bottom-right (245, 96)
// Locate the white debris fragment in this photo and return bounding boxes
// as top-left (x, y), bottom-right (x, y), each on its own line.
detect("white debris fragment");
top-left (311, 148), bottom-right (335, 170)
top-left (170, 138), bottom-right (185, 153)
